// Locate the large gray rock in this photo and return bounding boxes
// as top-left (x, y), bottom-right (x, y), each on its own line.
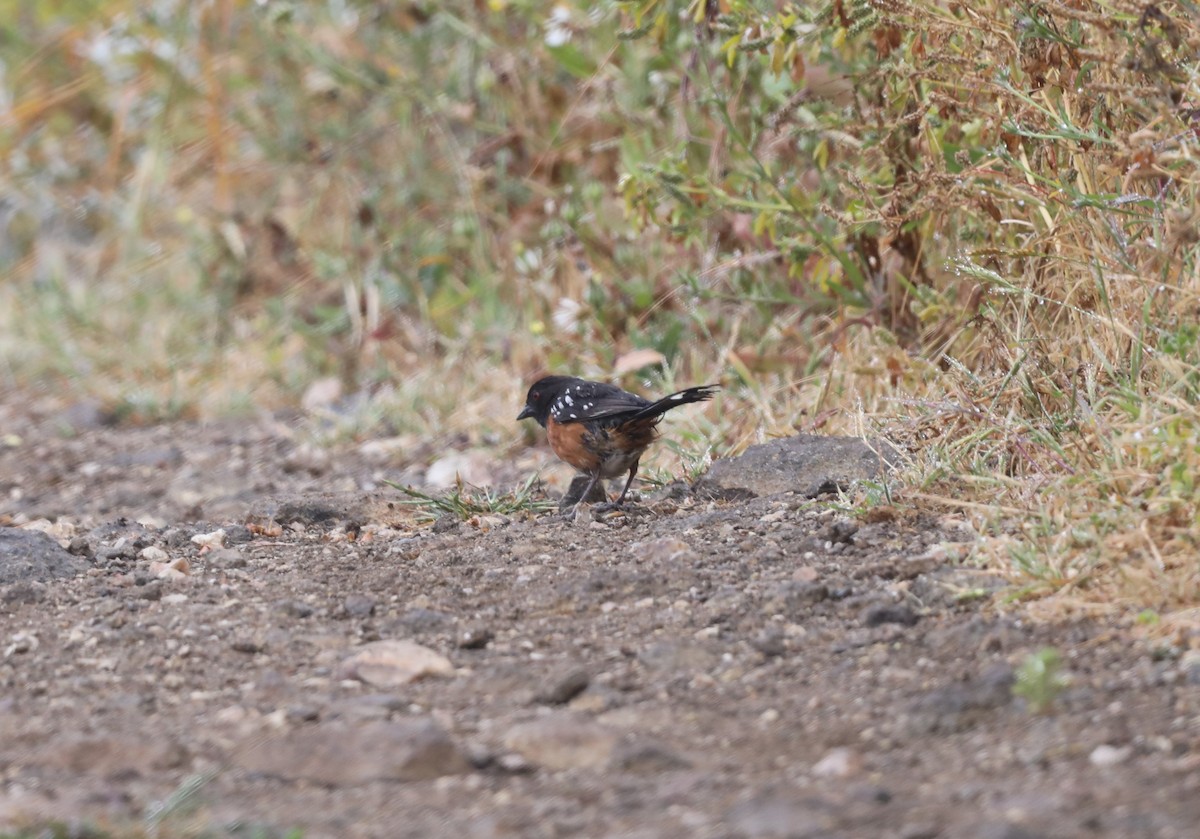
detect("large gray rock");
top-left (503, 712), bottom-right (619, 770)
top-left (0, 528), bottom-right (87, 585)
top-left (699, 434), bottom-right (895, 498)
top-left (236, 719), bottom-right (469, 785)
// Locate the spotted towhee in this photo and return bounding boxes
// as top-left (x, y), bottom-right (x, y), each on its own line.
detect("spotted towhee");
top-left (517, 375), bottom-right (719, 511)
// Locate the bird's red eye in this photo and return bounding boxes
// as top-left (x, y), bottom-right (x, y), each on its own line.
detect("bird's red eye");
top-left (531, 391), bottom-right (539, 399)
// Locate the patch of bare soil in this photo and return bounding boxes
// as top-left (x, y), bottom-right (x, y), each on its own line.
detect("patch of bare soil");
top-left (1, 411), bottom-right (1198, 839)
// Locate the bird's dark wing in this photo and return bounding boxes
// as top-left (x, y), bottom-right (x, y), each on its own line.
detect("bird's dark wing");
top-left (548, 380), bottom-right (652, 424)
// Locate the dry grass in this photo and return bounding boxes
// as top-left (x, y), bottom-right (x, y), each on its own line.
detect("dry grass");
top-left (1, 1), bottom-right (1199, 630)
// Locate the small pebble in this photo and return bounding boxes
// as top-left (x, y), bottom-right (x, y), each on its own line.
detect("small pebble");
top-left (863, 604), bottom-right (919, 627)
top-left (1089, 744), bottom-right (1132, 767)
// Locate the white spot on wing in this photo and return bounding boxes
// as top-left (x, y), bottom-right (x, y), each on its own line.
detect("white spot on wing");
top-left (570, 413), bottom-right (577, 419)
top-left (670, 393), bottom-right (683, 400)
top-left (565, 395), bottom-right (573, 405)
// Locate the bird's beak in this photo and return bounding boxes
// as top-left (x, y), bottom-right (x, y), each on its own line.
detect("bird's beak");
top-left (516, 405), bottom-right (534, 421)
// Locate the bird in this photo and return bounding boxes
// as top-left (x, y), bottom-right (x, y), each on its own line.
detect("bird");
top-left (517, 375), bottom-right (718, 512)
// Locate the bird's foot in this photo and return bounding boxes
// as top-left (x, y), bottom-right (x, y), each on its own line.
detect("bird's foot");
top-left (557, 475), bottom-right (610, 513)
top-left (590, 501), bottom-right (624, 514)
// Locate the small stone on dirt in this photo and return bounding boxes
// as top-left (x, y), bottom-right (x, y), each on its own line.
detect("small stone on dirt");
top-left (904, 664), bottom-right (1015, 735)
top-left (339, 639), bottom-right (454, 687)
top-left (1089, 744), bottom-right (1132, 767)
top-left (812, 747), bottom-right (862, 779)
top-left (150, 556), bottom-right (190, 579)
top-left (457, 625), bottom-right (494, 649)
top-left (725, 789), bottom-right (838, 838)
top-left (432, 515), bottom-right (461, 534)
top-left (237, 719), bottom-right (468, 785)
top-left (327, 693), bottom-right (407, 721)
top-left (139, 545), bottom-right (169, 562)
top-left (191, 529), bottom-right (226, 550)
top-left (751, 628), bottom-right (787, 658)
top-left (392, 607), bottom-right (454, 634)
top-left (826, 516), bottom-right (859, 543)
top-left (2, 581), bottom-right (47, 604)
top-left (533, 666), bottom-right (590, 705)
top-left (278, 599), bottom-right (314, 618)
top-left (286, 705), bottom-right (321, 723)
top-left (41, 734), bottom-right (189, 778)
top-left (765, 581), bottom-right (830, 615)
top-left (4, 632), bottom-right (38, 657)
top-left (863, 603), bottom-right (919, 627)
top-left (207, 548), bottom-right (247, 569)
top-left (503, 712), bottom-right (619, 771)
top-left (231, 639), bottom-right (266, 654)
top-left (343, 594), bottom-right (377, 618)
top-left (611, 740), bottom-right (691, 773)
top-left (631, 536), bottom-right (697, 564)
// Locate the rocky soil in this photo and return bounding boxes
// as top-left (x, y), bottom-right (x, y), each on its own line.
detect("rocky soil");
top-left (1, 407), bottom-right (1198, 838)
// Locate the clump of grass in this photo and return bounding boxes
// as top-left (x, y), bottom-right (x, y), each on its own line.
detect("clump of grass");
top-left (1013, 648), bottom-right (1068, 715)
top-left (631, 0), bottom-right (1200, 628)
top-left (387, 473), bottom-right (557, 521)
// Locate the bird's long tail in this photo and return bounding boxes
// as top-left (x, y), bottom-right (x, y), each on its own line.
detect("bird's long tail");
top-left (628, 384), bottom-right (719, 422)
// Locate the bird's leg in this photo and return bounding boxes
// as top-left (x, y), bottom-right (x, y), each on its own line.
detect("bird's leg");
top-left (614, 459), bottom-right (640, 505)
top-left (569, 470), bottom-right (604, 519)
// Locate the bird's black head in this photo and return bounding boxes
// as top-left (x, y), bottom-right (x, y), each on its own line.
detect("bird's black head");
top-left (516, 375), bottom-right (579, 427)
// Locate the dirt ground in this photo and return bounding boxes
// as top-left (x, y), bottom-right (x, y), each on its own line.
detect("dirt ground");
top-left (1, 405), bottom-right (1199, 839)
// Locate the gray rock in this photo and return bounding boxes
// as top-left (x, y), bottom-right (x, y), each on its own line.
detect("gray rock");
top-left (343, 594), bottom-right (377, 618)
top-left (972, 824), bottom-right (1048, 839)
top-left (237, 719), bottom-right (468, 785)
top-left (863, 604), bottom-right (919, 627)
top-left (457, 625), bottom-right (494, 649)
top-left (95, 541), bottom-right (139, 562)
top-left (111, 445), bottom-right (183, 469)
top-left (286, 705), bottom-right (321, 723)
top-left (503, 712), bottom-right (619, 770)
top-left (82, 519), bottom-right (154, 553)
top-left (639, 640), bottom-right (719, 675)
top-left (533, 666), bottom-right (590, 705)
top-left (432, 515), bottom-right (461, 534)
top-left (221, 524), bottom-right (255, 545)
top-left (327, 693), bottom-right (407, 721)
top-left (55, 400), bottom-right (113, 432)
top-left (1180, 651), bottom-right (1200, 685)
top-left (751, 628), bottom-right (787, 657)
top-left (725, 789), bottom-right (838, 838)
top-left (905, 664), bottom-right (1015, 734)
top-left (278, 599), bottom-right (315, 618)
top-left (764, 581), bottom-right (830, 617)
top-left (699, 434), bottom-right (894, 498)
top-left (231, 638), bottom-right (266, 654)
top-left (392, 607), bottom-right (454, 634)
top-left (0, 528), bottom-right (88, 584)
top-left (41, 734), bottom-right (189, 778)
top-left (825, 516), bottom-right (859, 544)
top-left (611, 740), bottom-right (691, 773)
top-left (1, 580), bottom-right (47, 604)
top-left (338, 639), bottom-right (454, 687)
